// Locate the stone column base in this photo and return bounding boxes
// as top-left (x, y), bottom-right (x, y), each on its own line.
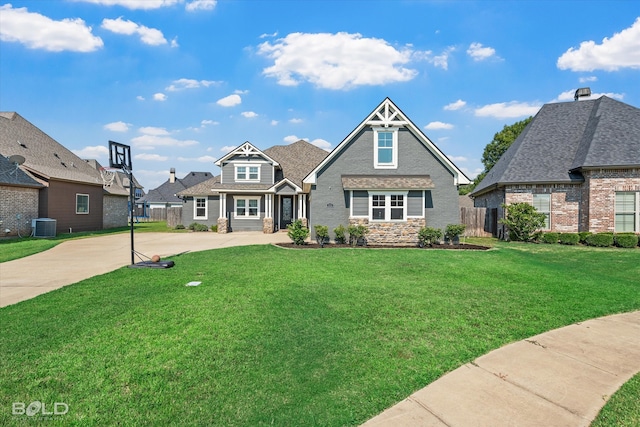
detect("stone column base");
top-left (217, 217), bottom-right (228, 234)
top-left (263, 217), bottom-right (274, 234)
top-left (300, 217), bottom-right (308, 227)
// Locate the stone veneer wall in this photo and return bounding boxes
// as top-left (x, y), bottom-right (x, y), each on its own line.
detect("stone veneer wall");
top-left (262, 217), bottom-right (273, 234)
top-left (349, 217), bottom-right (425, 245)
top-left (103, 195), bottom-right (128, 229)
top-left (584, 168), bottom-right (640, 233)
top-left (217, 217), bottom-right (228, 234)
top-left (0, 185), bottom-right (39, 237)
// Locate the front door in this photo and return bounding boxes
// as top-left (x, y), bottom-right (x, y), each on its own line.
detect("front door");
top-left (281, 196), bottom-right (293, 228)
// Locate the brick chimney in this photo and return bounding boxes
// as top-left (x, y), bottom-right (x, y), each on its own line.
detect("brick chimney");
top-left (169, 168), bottom-right (176, 183)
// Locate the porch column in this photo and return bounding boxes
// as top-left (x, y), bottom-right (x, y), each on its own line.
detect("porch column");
top-left (263, 194), bottom-right (273, 234)
top-left (217, 192), bottom-right (228, 233)
top-left (298, 194), bottom-right (307, 227)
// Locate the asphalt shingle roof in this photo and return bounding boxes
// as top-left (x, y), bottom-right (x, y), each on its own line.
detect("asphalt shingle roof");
top-left (0, 153), bottom-right (44, 188)
top-left (472, 96), bottom-right (640, 196)
top-left (264, 140), bottom-right (329, 188)
top-left (138, 171), bottom-right (214, 204)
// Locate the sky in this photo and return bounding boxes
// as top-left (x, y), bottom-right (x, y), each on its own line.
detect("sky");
top-left (1, 0), bottom-right (639, 190)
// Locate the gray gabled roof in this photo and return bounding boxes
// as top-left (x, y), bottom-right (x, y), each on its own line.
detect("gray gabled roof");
top-left (0, 153), bottom-right (44, 188)
top-left (472, 96), bottom-right (640, 196)
top-left (137, 171), bottom-right (214, 204)
top-left (0, 112), bottom-right (102, 186)
top-left (264, 139), bottom-right (329, 188)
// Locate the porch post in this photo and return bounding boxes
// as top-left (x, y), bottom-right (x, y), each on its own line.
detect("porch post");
top-left (217, 192), bottom-right (228, 233)
top-left (263, 194), bottom-right (273, 234)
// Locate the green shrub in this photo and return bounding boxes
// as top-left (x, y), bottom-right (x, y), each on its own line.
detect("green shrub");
top-left (418, 227), bottom-right (442, 246)
top-left (287, 219), bottom-right (309, 245)
top-left (541, 232), bottom-right (560, 244)
top-left (188, 222), bottom-right (209, 232)
top-left (444, 224), bottom-right (466, 240)
top-left (314, 225), bottom-right (329, 246)
top-left (499, 202), bottom-right (546, 242)
top-left (175, 224), bottom-right (186, 230)
top-left (614, 233), bottom-right (639, 248)
top-left (559, 233), bottom-right (580, 245)
top-left (210, 224), bottom-right (218, 232)
top-left (585, 233), bottom-right (614, 247)
top-left (333, 224), bottom-right (346, 244)
top-left (347, 224), bottom-right (369, 247)
top-left (578, 231), bottom-right (592, 244)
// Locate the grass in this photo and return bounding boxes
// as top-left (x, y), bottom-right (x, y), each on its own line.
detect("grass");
top-left (0, 242), bottom-right (638, 426)
top-left (0, 221), bottom-right (180, 263)
top-left (592, 373), bottom-right (640, 427)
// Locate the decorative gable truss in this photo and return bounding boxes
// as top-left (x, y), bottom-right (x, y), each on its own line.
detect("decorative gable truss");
top-left (215, 141), bottom-right (280, 185)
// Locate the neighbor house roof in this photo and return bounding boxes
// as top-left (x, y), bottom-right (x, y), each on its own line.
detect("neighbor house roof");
top-left (177, 175), bottom-right (220, 196)
top-left (138, 171), bottom-right (214, 204)
top-left (471, 96), bottom-right (640, 196)
top-left (0, 153), bottom-right (44, 188)
top-left (0, 112), bottom-right (102, 186)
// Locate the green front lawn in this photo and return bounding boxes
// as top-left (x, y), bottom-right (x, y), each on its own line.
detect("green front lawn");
top-left (0, 221), bottom-right (178, 263)
top-left (1, 243), bottom-right (638, 426)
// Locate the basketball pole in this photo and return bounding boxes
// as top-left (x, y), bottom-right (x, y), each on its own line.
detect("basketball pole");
top-left (128, 164), bottom-right (135, 266)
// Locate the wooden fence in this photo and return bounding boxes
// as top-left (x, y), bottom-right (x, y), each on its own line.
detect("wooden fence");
top-left (166, 207), bottom-right (182, 228)
top-left (460, 207), bottom-right (496, 237)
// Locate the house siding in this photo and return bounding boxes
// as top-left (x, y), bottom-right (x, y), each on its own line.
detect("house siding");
top-left (309, 127), bottom-right (459, 242)
top-left (226, 194), bottom-right (265, 232)
top-left (0, 185), bottom-right (40, 236)
top-left (181, 195), bottom-right (220, 228)
top-left (41, 180), bottom-right (103, 233)
top-left (221, 160), bottom-right (273, 185)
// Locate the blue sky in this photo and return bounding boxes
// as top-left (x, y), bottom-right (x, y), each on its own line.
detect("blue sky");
top-left (1, 1), bottom-right (639, 190)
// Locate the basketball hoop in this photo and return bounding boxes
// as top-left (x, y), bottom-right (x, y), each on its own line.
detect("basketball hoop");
top-left (99, 167), bottom-right (117, 188)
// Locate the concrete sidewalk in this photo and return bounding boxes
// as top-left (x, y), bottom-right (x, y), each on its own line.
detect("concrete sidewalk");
top-left (0, 231), bottom-right (289, 307)
top-left (363, 310), bottom-right (640, 427)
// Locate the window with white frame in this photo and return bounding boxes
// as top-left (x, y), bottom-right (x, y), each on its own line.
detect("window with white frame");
top-left (374, 128), bottom-right (398, 169)
top-left (235, 197), bottom-right (259, 218)
top-left (194, 197), bottom-right (207, 219)
top-left (370, 192), bottom-right (406, 221)
top-left (235, 165), bottom-right (260, 181)
top-left (615, 192), bottom-right (638, 232)
top-left (532, 194), bottom-right (550, 229)
top-left (76, 194), bottom-right (89, 214)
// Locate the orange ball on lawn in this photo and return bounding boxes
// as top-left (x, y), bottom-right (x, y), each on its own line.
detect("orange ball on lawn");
top-left (151, 254), bottom-right (161, 263)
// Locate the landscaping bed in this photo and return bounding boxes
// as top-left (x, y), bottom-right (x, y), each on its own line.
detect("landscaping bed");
top-left (275, 242), bottom-right (491, 250)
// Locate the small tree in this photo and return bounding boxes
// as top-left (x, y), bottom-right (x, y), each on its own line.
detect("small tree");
top-left (287, 219), bottom-right (309, 245)
top-left (334, 224), bottom-right (347, 244)
top-left (499, 202), bottom-right (546, 242)
top-left (313, 224), bottom-right (329, 247)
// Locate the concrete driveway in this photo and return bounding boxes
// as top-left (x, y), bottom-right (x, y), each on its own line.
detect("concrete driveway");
top-left (0, 231), bottom-right (289, 307)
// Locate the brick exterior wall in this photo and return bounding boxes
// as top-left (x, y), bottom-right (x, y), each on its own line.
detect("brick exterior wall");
top-left (103, 195), bottom-right (128, 229)
top-left (349, 217), bottom-right (425, 245)
top-left (0, 185), bottom-right (39, 237)
top-left (584, 168), bottom-right (640, 232)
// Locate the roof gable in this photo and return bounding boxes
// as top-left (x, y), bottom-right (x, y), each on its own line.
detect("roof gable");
top-left (263, 139), bottom-right (329, 188)
top-left (215, 141), bottom-right (280, 167)
top-left (303, 98), bottom-right (470, 187)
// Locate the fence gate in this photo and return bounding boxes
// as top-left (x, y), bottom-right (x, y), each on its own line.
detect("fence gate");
top-left (460, 207), bottom-right (494, 237)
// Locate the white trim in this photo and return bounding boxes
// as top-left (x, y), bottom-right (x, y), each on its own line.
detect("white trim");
top-left (76, 193), bottom-right (89, 214)
top-left (214, 141), bottom-right (280, 167)
top-left (368, 191), bottom-right (408, 222)
top-left (235, 164), bottom-right (261, 182)
top-left (233, 195), bottom-right (260, 219)
top-left (373, 127), bottom-right (398, 169)
top-left (193, 197), bottom-right (208, 220)
top-left (267, 178), bottom-right (303, 193)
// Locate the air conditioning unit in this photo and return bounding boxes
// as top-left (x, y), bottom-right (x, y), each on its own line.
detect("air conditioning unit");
top-left (32, 218), bottom-right (57, 238)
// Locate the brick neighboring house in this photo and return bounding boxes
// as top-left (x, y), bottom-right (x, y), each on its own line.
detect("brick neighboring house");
top-left (0, 153), bottom-right (44, 236)
top-left (471, 95), bottom-right (640, 237)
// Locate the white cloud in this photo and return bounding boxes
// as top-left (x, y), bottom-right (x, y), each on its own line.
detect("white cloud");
top-left (217, 94), bottom-right (241, 107)
top-left (220, 145), bottom-right (236, 153)
top-left (200, 119), bottom-right (218, 126)
top-left (557, 17), bottom-right (640, 71)
top-left (310, 138), bottom-right (332, 151)
top-left (467, 42), bottom-right (497, 61)
top-left (101, 17), bottom-right (167, 46)
top-left (73, 0), bottom-right (180, 10)
top-left (271, 120), bottom-right (279, 126)
top-left (424, 121), bottom-right (454, 130)
top-left (260, 31), bottom-right (278, 39)
top-left (449, 155), bottom-right (468, 162)
top-left (186, 0), bottom-right (217, 11)
top-left (153, 93), bottom-right (167, 101)
top-left (475, 101), bottom-right (541, 119)
top-left (284, 135), bottom-right (301, 144)
top-left (166, 78), bottom-right (220, 91)
top-left (139, 126), bottom-right (170, 136)
top-left (177, 155), bottom-right (217, 162)
top-left (132, 134), bottom-right (198, 149)
top-left (0, 4), bottom-right (103, 52)
top-left (72, 145), bottom-right (109, 159)
top-left (579, 76), bottom-right (598, 83)
top-left (170, 37), bottom-right (179, 48)
top-left (135, 153), bottom-right (169, 161)
top-left (553, 90), bottom-right (624, 102)
top-left (461, 167), bottom-right (483, 180)
top-left (241, 111), bottom-right (258, 118)
top-left (444, 99), bottom-right (466, 111)
top-left (104, 121), bottom-right (130, 132)
top-left (136, 95), bottom-right (145, 101)
top-left (258, 32), bottom-right (418, 90)
top-left (289, 118), bottom-right (303, 124)
top-left (416, 46), bottom-right (455, 70)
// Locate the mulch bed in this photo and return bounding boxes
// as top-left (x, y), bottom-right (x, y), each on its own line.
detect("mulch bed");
top-left (275, 242), bottom-right (491, 250)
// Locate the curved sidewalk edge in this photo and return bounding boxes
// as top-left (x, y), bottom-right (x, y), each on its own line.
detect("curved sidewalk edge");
top-left (363, 311), bottom-right (640, 427)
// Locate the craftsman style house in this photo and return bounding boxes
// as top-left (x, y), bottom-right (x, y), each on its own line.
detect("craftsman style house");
top-left (471, 95), bottom-right (640, 237)
top-left (179, 98), bottom-right (470, 243)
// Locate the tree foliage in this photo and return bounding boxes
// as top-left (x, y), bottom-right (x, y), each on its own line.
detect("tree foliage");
top-left (499, 202), bottom-right (546, 242)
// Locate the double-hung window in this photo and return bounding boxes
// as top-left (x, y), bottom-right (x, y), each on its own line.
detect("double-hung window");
top-left (235, 165), bottom-right (260, 182)
top-left (235, 197), bottom-right (259, 218)
top-left (194, 197), bottom-right (207, 219)
top-left (374, 128), bottom-right (398, 169)
top-left (532, 194), bottom-right (550, 229)
top-left (370, 192), bottom-right (406, 221)
top-left (76, 194), bottom-right (89, 214)
top-left (615, 192), bottom-right (637, 232)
